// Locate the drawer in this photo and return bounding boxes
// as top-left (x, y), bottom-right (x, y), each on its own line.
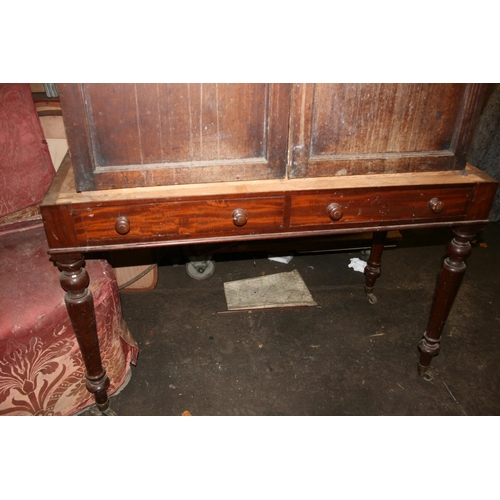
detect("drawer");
top-left (73, 197), bottom-right (285, 245)
top-left (290, 187), bottom-right (473, 227)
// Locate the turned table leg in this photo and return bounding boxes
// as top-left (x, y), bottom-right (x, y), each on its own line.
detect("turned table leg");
top-left (418, 225), bottom-right (483, 375)
top-left (364, 231), bottom-right (388, 304)
top-left (56, 254), bottom-right (112, 414)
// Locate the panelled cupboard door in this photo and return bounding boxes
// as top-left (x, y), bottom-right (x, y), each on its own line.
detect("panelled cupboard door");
top-left (59, 83), bottom-right (292, 191)
top-left (289, 83), bottom-right (488, 178)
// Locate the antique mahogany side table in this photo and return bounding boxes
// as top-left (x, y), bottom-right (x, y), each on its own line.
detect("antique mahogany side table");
top-left (41, 84), bottom-right (498, 414)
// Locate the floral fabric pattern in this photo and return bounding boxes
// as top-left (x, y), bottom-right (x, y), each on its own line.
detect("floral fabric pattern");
top-left (0, 227), bottom-right (136, 416)
top-left (0, 84), bottom-right (136, 416)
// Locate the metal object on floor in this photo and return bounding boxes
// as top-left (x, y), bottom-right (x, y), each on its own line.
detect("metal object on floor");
top-left (185, 255), bottom-right (215, 280)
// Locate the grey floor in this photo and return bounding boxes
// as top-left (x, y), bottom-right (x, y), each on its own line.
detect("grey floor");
top-left (106, 222), bottom-right (500, 416)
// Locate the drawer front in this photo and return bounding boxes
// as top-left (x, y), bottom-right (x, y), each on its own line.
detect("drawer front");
top-left (290, 187), bottom-right (473, 227)
top-left (73, 197), bottom-right (285, 245)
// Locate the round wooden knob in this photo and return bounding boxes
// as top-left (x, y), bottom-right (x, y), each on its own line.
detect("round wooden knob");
top-left (232, 208), bottom-right (248, 227)
top-left (429, 198), bottom-right (444, 214)
top-left (115, 216), bottom-right (131, 235)
top-left (327, 203), bottom-right (343, 221)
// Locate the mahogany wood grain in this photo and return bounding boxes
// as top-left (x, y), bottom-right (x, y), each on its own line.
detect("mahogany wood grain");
top-left (40, 204), bottom-right (79, 248)
top-left (72, 196), bottom-right (286, 246)
top-left (289, 186), bottom-right (473, 227)
top-left (466, 181), bottom-right (499, 220)
top-left (41, 160), bottom-right (494, 255)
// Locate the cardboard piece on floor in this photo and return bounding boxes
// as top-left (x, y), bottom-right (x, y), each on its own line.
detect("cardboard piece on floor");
top-left (223, 269), bottom-right (317, 311)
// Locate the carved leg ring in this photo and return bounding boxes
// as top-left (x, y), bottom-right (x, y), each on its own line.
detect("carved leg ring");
top-left (418, 225), bottom-right (483, 375)
top-left (364, 231), bottom-right (388, 304)
top-left (56, 255), bottom-right (111, 413)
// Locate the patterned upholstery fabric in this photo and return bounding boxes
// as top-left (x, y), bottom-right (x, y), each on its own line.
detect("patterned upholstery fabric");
top-left (0, 226), bottom-right (137, 415)
top-left (0, 84), bottom-right (54, 218)
top-left (0, 84), bottom-right (137, 415)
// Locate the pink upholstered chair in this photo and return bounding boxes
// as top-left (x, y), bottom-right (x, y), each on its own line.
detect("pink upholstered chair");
top-left (0, 84), bottom-right (137, 415)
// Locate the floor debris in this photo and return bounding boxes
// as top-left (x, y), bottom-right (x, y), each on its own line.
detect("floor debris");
top-left (223, 269), bottom-right (317, 311)
top-left (348, 257), bottom-right (367, 273)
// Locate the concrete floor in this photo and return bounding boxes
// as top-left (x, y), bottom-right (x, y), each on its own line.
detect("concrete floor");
top-left (105, 221), bottom-right (500, 416)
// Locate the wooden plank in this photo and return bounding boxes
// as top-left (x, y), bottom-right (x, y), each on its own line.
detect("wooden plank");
top-left (84, 83), bottom-right (142, 166)
top-left (114, 264), bottom-right (158, 292)
top-left (109, 249), bottom-right (158, 291)
top-left (39, 115), bottom-right (66, 139)
top-left (45, 160), bottom-right (490, 206)
top-left (210, 231), bottom-right (402, 255)
top-left (451, 84), bottom-right (489, 168)
top-left (268, 83), bottom-right (292, 177)
top-left (58, 84), bottom-right (96, 191)
top-left (289, 83), bottom-right (314, 177)
top-left (46, 139), bottom-right (68, 170)
top-left (30, 83), bottom-right (45, 93)
top-left (45, 220), bottom-right (491, 256)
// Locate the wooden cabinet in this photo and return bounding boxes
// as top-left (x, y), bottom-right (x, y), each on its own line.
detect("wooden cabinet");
top-left (59, 83), bottom-right (486, 191)
top-left (42, 83), bottom-right (498, 414)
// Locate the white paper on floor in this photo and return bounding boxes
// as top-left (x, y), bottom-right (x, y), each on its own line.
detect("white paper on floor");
top-left (348, 257), bottom-right (367, 273)
top-left (268, 255), bottom-right (294, 264)
top-left (223, 269), bottom-right (317, 311)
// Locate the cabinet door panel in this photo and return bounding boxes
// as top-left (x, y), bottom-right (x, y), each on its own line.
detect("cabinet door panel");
top-left (60, 83), bottom-right (291, 191)
top-left (289, 83), bottom-right (487, 178)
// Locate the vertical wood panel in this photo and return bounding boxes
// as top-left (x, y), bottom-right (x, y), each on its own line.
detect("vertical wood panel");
top-left (290, 83), bottom-right (314, 177)
top-left (199, 83), bottom-right (219, 160)
top-left (158, 83), bottom-right (194, 163)
top-left (58, 84), bottom-right (96, 191)
top-left (311, 84), bottom-right (466, 155)
top-left (216, 83), bottom-right (267, 160)
top-left (451, 84), bottom-right (489, 168)
top-left (155, 84), bottom-right (268, 163)
top-left (84, 83), bottom-right (142, 166)
top-left (268, 83), bottom-right (292, 175)
top-left (135, 83), bottom-right (162, 164)
top-left (85, 84), bottom-right (270, 167)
